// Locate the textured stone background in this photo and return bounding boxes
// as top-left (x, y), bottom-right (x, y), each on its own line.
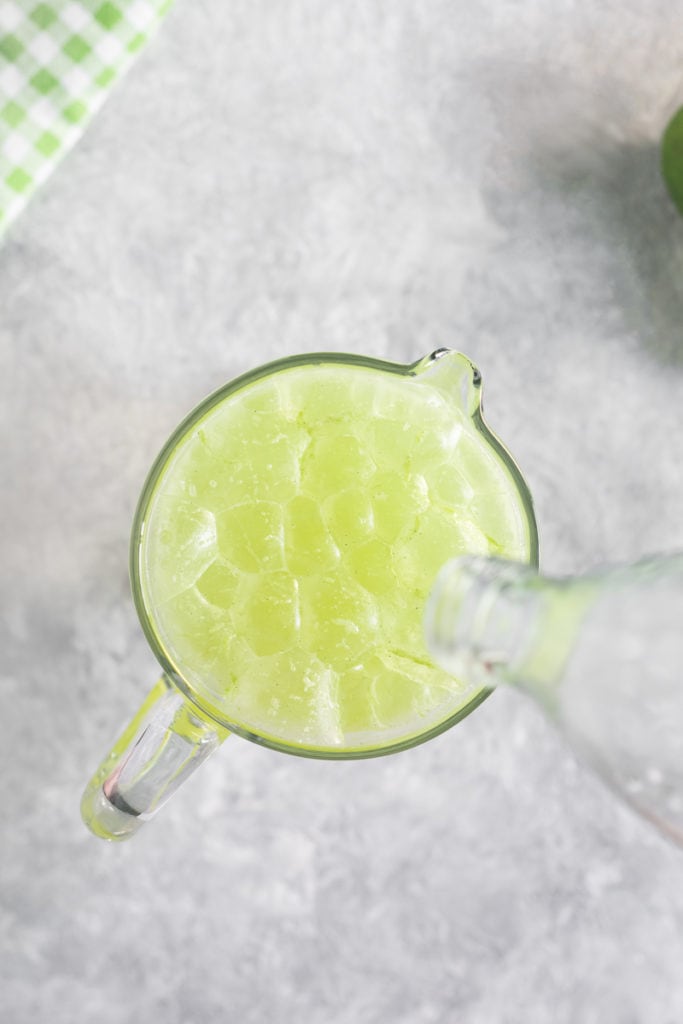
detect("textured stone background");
top-left (3, 2), bottom-right (683, 1021)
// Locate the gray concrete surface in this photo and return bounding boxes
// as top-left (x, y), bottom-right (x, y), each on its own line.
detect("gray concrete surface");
top-left (3, 2), bottom-right (683, 1021)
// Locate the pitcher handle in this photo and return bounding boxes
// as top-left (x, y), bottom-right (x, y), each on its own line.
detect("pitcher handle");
top-left (81, 676), bottom-right (226, 841)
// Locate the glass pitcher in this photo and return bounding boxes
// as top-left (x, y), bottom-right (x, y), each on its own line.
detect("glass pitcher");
top-left (81, 349), bottom-right (538, 840)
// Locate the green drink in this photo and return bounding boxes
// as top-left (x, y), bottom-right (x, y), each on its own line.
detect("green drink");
top-left (139, 354), bottom-right (533, 751)
top-left (83, 351), bottom-right (537, 839)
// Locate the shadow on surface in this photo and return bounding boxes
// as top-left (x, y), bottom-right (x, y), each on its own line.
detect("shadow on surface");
top-left (553, 135), bottom-right (683, 365)
top-left (473, 53), bottom-right (683, 365)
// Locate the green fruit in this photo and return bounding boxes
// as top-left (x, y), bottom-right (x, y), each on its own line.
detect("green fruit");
top-left (662, 106), bottom-right (683, 216)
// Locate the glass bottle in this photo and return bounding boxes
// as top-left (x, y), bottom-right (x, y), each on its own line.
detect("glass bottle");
top-left (426, 553), bottom-right (683, 847)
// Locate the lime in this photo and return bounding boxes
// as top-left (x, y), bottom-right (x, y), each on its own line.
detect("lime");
top-left (662, 106), bottom-right (683, 215)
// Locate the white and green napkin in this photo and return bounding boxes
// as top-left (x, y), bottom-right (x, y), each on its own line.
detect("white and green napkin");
top-left (0, 1), bottom-right (172, 236)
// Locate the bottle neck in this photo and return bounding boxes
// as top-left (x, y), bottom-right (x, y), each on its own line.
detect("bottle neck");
top-left (426, 557), bottom-right (595, 702)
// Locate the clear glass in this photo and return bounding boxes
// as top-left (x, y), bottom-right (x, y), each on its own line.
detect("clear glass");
top-left (426, 553), bottom-right (683, 848)
top-left (81, 350), bottom-right (538, 840)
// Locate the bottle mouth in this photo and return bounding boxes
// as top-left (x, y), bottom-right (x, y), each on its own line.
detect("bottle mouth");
top-left (425, 555), bottom-right (537, 684)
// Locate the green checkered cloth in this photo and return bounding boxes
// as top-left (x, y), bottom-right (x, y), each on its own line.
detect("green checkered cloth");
top-left (0, 1), bottom-right (173, 236)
